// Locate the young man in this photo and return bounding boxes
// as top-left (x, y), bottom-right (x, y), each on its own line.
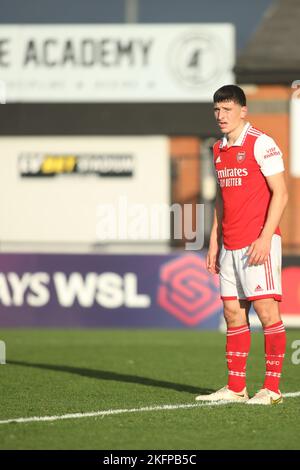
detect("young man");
top-left (195, 85), bottom-right (288, 405)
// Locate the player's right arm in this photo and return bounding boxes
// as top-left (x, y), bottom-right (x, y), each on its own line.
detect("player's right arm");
top-left (207, 185), bottom-right (223, 274)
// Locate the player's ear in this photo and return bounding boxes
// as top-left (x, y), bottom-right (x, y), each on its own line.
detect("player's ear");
top-left (241, 106), bottom-right (248, 118)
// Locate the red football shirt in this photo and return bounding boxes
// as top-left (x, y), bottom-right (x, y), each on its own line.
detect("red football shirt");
top-left (213, 122), bottom-right (285, 250)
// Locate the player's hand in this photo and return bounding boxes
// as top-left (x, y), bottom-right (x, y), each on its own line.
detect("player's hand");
top-left (206, 244), bottom-right (220, 274)
top-left (246, 235), bottom-right (271, 266)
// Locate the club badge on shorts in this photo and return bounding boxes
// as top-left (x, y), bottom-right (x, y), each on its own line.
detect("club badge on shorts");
top-left (237, 151), bottom-right (246, 163)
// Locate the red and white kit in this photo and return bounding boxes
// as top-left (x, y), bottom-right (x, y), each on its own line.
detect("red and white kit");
top-left (213, 122), bottom-right (285, 301)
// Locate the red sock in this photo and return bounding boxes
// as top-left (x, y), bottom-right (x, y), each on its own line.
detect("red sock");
top-left (263, 321), bottom-right (286, 393)
top-left (226, 324), bottom-right (251, 392)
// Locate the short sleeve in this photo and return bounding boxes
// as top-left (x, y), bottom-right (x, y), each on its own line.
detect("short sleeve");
top-left (254, 134), bottom-right (285, 177)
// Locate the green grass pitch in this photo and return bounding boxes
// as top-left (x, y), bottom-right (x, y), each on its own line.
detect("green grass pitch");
top-left (0, 328), bottom-right (299, 450)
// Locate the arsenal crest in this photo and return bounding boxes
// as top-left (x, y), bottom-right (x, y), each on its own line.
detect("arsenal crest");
top-left (237, 151), bottom-right (246, 163)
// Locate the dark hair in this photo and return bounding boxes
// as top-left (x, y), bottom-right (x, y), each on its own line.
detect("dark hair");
top-left (213, 85), bottom-right (246, 106)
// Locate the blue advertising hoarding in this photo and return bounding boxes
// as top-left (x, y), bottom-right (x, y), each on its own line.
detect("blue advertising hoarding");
top-left (0, 252), bottom-right (223, 329)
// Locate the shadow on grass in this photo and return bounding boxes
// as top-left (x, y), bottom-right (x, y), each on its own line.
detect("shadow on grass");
top-left (9, 360), bottom-right (213, 395)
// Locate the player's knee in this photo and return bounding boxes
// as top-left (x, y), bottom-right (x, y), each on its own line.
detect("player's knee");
top-left (255, 309), bottom-right (272, 326)
top-left (224, 305), bottom-right (240, 324)
top-left (253, 300), bottom-right (280, 327)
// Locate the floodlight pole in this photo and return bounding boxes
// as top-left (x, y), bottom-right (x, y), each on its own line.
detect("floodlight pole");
top-left (125, 0), bottom-right (139, 23)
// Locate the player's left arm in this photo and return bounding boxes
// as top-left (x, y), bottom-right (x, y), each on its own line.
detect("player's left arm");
top-left (247, 172), bottom-right (288, 266)
top-left (247, 134), bottom-right (288, 266)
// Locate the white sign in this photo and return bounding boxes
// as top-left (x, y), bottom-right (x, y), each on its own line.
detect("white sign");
top-left (0, 24), bottom-right (235, 102)
top-left (0, 136), bottom-right (170, 244)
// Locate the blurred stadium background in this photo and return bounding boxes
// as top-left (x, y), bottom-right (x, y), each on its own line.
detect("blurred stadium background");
top-left (0, 0), bottom-right (300, 451)
top-left (0, 0), bottom-right (299, 330)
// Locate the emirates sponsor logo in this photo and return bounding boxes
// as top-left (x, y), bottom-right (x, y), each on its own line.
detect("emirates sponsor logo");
top-left (216, 167), bottom-right (248, 178)
top-left (217, 167), bottom-right (248, 188)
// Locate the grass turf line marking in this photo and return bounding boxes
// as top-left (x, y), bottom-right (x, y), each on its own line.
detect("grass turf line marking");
top-left (281, 391), bottom-right (300, 398)
top-left (0, 401), bottom-right (229, 425)
top-left (0, 392), bottom-right (299, 425)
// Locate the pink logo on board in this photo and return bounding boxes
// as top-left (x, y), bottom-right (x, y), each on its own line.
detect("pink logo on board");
top-left (157, 254), bottom-right (222, 326)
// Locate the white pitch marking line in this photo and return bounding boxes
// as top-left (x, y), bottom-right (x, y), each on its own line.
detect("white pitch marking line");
top-left (0, 401), bottom-right (229, 425)
top-left (0, 392), bottom-right (299, 425)
top-left (281, 391), bottom-right (300, 398)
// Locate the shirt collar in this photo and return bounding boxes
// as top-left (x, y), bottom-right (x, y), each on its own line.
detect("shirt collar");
top-left (220, 122), bottom-right (251, 148)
